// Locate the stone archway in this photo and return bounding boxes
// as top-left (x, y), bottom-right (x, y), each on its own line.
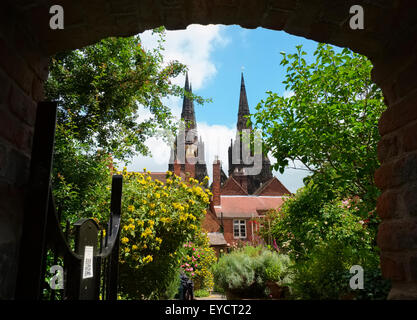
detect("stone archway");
top-left (1, 0), bottom-right (417, 299)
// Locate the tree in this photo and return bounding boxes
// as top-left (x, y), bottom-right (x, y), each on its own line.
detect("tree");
top-left (45, 28), bottom-right (207, 221)
top-left (253, 43), bottom-right (386, 213)
top-left (46, 28), bottom-right (206, 160)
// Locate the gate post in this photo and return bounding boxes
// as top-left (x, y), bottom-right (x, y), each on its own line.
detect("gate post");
top-left (15, 102), bottom-right (57, 299)
top-left (74, 219), bottom-right (100, 300)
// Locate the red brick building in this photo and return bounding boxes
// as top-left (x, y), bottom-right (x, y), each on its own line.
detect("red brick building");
top-left (204, 159), bottom-right (290, 247)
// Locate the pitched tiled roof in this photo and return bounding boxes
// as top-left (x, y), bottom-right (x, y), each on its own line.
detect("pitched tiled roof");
top-left (221, 176), bottom-right (248, 195)
top-left (254, 177), bottom-right (291, 196)
top-left (213, 195), bottom-right (285, 218)
top-left (207, 232), bottom-right (227, 246)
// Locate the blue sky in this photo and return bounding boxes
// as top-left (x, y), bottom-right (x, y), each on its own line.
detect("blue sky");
top-left (196, 26), bottom-right (320, 127)
top-left (125, 25), bottom-right (329, 193)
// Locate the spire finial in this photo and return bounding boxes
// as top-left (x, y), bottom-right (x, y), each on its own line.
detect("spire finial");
top-left (185, 72), bottom-right (190, 91)
top-left (237, 72), bottom-right (251, 130)
top-left (181, 71), bottom-right (196, 130)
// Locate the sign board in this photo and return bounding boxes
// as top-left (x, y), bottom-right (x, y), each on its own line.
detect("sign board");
top-left (82, 246), bottom-right (94, 279)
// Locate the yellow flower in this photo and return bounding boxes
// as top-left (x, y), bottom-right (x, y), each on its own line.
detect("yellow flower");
top-left (136, 220), bottom-right (144, 227)
top-left (155, 193), bottom-right (160, 199)
top-left (142, 199), bottom-right (147, 205)
top-left (141, 227), bottom-right (153, 238)
top-left (121, 237), bottom-right (129, 244)
top-left (160, 217), bottom-right (170, 223)
top-left (155, 237), bottom-right (162, 244)
top-left (142, 255), bottom-right (153, 263)
top-left (132, 245), bottom-right (138, 250)
top-left (128, 205), bottom-right (135, 212)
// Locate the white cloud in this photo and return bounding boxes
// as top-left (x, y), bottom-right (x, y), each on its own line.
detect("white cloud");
top-left (124, 121), bottom-right (236, 178)
top-left (126, 25), bottom-right (231, 174)
top-left (283, 90), bottom-right (295, 99)
top-left (196, 122), bottom-right (236, 178)
top-left (139, 24), bottom-right (229, 90)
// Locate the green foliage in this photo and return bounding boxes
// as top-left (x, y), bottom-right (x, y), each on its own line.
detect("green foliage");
top-left (253, 43), bottom-right (386, 213)
top-left (161, 268), bottom-right (181, 300)
top-left (46, 29), bottom-right (207, 160)
top-left (259, 183), bottom-right (389, 299)
top-left (260, 183), bottom-right (376, 263)
top-left (194, 289), bottom-right (210, 298)
top-left (212, 246), bottom-right (292, 298)
top-left (291, 240), bottom-right (389, 300)
top-left (51, 122), bottom-right (112, 224)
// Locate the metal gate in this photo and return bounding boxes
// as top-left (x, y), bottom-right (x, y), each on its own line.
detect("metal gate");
top-left (14, 101), bottom-right (123, 300)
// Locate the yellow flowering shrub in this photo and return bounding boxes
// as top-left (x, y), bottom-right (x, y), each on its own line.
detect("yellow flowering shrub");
top-left (117, 167), bottom-right (211, 299)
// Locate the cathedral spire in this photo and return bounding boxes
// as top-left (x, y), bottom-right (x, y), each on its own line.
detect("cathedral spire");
top-left (181, 72), bottom-right (196, 130)
top-left (237, 72), bottom-right (251, 130)
top-left (185, 71), bottom-right (190, 91)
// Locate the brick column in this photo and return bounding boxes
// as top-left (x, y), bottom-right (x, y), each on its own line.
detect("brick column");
top-left (185, 159), bottom-right (195, 180)
top-left (173, 160), bottom-right (181, 177)
top-left (373, 43), bottom-right (417, 299)
top-left (212, 158), bottom-right (221, 206)
top-left (0, 1), bottom-right (48, 299)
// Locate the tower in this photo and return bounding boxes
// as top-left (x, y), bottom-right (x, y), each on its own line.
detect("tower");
top-left (228, 73), bottom-right (273, 194)
top-left (169, 73), bottom-right (208, 182)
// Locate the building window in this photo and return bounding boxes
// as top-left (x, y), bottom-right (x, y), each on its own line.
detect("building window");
top-left (233, 220), bottom-right (246, 239)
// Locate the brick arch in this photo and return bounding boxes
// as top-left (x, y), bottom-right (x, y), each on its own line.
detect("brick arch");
top-left (1, 0), bottom-right (417, 299)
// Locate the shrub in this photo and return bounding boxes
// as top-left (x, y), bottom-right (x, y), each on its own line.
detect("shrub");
top-left (260, 184), bottom-right (375, 262)
top-left (179, 233), bottom-right (217, 291)
top-left (194, 289), bottom-right (210, 298)
top-left (117, 169), bottom-right (212, 299)
top-left (212, 246), bottom-right (292, 298)
top-left (258, 183), bottom-right (389, 299)
top-left (290, 240), bottom-right (390, 300)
